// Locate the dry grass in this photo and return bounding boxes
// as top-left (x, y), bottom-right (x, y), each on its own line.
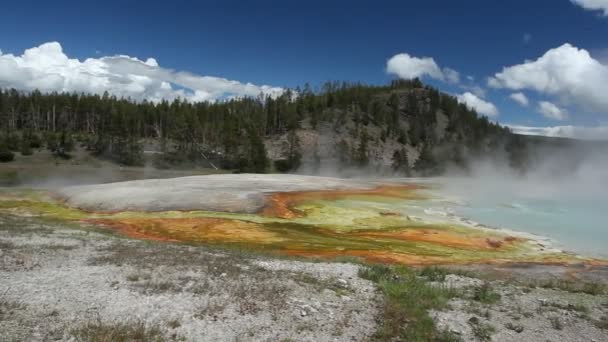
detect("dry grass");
top-left (0, 299), bottom-right (25, 321)
top-left (70, 319), bottom-right (167, 342)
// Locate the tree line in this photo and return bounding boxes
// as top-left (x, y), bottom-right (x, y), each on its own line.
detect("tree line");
top-left (0, 79), bottom-right (526, 174)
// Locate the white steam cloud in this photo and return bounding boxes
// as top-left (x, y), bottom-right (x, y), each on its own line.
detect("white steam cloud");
top-left (0, 41), bottom-right (285, 102)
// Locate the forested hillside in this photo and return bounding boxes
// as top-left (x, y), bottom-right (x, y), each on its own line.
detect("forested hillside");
top-left (0, 79), bottom-right (527, 175)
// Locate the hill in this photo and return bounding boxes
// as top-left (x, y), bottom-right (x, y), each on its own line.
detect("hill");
top-left (0, 79), bottom-right (533, 175)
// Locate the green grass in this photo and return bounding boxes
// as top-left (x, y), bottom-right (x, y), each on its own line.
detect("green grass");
top-left (359, 264), bottom-right (461, 341)
top-left (524, 278), bottom-right (606, 295)
top-left (541, 301), bottom-right (589, 313)
top-left (471, 283), bottom-right (501, 304)
top-left (419, 266), bottom-right (450, 282)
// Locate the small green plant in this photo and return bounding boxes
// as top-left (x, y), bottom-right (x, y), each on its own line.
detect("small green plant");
top-left (472, 283), bottom-right (501, 304)
top-left (419, 266), bottom-right (449, 281)
top-left (359, 265), bottom-right (460, 341)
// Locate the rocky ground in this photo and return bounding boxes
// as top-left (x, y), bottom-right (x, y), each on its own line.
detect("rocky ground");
top-left (0, 215), bottom-right (378, 342)
top-left (431, 274), bottom-right (608, 342)
top-left (1, 213), bottom-right (607, 341)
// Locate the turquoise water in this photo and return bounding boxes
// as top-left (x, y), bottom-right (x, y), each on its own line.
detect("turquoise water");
top-left (452, 197), bottom-right (607, 258)
top-left (426, 177), bottom-right (608, 258)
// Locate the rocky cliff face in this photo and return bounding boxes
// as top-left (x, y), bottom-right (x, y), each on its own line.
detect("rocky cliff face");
top-left (265, 88), bottom-right (453, 173)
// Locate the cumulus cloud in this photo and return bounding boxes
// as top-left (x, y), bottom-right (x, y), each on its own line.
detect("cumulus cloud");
top-left (571, 0), bottom-right (608, 15)
top-left (386, 53), bottom-right (459, 83)
top-left (508, 124), bottom-right (608, 140)
top-left (509, 92), bottom-right (529, 106)
top-left (456, 92), bottom-right (499, 117)
top-left (538, 101), bottom-right (568, 120)
top-left (0, 41), bottom-right (284, 102)
top-left (488, 43), bottom-right (608, 114)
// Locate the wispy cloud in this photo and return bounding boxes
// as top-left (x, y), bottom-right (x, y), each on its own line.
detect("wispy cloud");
top-left (571, 0), bottom-right (608, 16)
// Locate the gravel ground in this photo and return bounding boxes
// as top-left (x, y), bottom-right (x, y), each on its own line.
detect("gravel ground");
top-left (431, 275), bottom-right (608, 342)
top-left (0, 215), bottom-right (379, 341)
top-left (1, 214), bottom-right (607, 341)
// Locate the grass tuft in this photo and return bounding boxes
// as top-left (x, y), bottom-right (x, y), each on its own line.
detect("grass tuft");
top-left (471, 283), bottom-right (501, 304)
top-left (70, 319), bottom-right (166, 342)
top-left (468, 317), bottom-right (495, 342)
top-left (359, 264), bottom-right (460, 341)
top-left (549, 316), bottom-right (563, 330)
top-left (0, 299), bottom-right (24, 321)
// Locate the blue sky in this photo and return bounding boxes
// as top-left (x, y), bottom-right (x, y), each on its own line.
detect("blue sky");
top-left (1, 0), bottom-right (608, 139)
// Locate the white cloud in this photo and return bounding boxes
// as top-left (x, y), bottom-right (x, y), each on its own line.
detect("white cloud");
top-left (488, 43), bottom-right (608, 114)
top-left (571, 0), bottom-right (608, 15)
top-left (443, 67), bottom-right (461, 84)
top-left (386, 53), bottom-right (459, 83)
top-left (0, 41), bottom-right (284, 102)
top-left (508, 124), bottom-right (608, 140)
top-left (538, 101), bottom-right (568, 120)
top-left (509, 92), bottom-right (529, 106)
top-left (456, 92), bottom-right (499, 117)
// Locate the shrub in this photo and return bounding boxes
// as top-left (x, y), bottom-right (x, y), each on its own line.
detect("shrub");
top-left (5, 133), bottom-right (20, 151)
top-left (45, 132), bottom-right (59, 151)
top-left (0, 150), bottom-right (15, 162)
top-left (274, 159), bottom-right (292, 173)
top-left (29, 133), bottom-right (42, 149)
top-left (20, 139), bottom-right (33, 156)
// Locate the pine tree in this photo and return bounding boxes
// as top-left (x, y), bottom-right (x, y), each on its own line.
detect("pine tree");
top-left (357, 128), bottom-right (370, 167)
